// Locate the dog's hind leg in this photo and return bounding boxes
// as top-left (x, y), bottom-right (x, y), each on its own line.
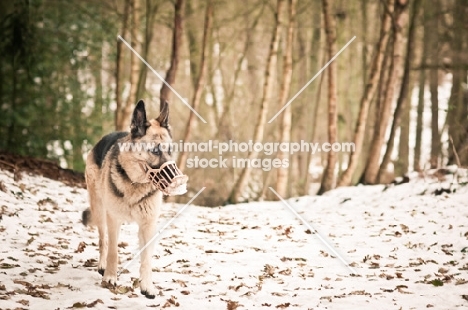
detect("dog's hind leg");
top-left (82, 205), bottom-right (107, 276)
top-left (85, 163), bottom-right (108, 276)
top-left (138, 221), bottom-right (158, 299)
top-left (103, 213), bottom-right (121, 286)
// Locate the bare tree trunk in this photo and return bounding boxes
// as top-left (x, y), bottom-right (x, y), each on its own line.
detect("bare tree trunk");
top-left (303, 69), bottom-right (325, 195)
top-left (228, 0), bottom-right (285, 204)
top-left (291, 31), bottom-right (306, 195)
top-left (427, 0), bottom-right (439, 168)
top-left (317, 0), bottom-right (337, 195)
top-left (378, 0), bottom-right (421, 181)
top-left (414, 70), bottom-right (425, 171)
top-left (160, 0), bottom-right (185, 110)
top-left (177, 2), bottom-right (213, 171)
top-left (276, 0), bottom-right (297, 197)
top-left (360, 0), bottom-right (368, 86)
top-left (375, 39), bottom-right (392, 125)
top-left (91, 43), bottom-right (104, 139)
top-left (136, 0), bottom-right (160, 100)
top-left (363, 0), bottom-right (408, 184)
top-left (396, 85), bottom-right (410, 175)
top-left (115, 0), bottom-right (130, 129)
top-left (186, 0), bottom-right (201, 89)
top-left (414, 11), bottom-right (428, 172)
top-left (301, 5), bottom-right (322, 196)
top-left (116, 0), bottom-right (143, 131)
top-left (337, 0), bottom-right (394, 187)
top-left (447, 0), bottom-right (468, 165)
top-left (447, 72), bottom-right (464, 163)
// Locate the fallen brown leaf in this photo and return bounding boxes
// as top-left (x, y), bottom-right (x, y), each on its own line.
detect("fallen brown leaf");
top-left (172, 279), bottom-right (187, 287)
top-left (226, 300), bottom-right (239, 310)
top-left (75, 242), bottom-right (86, 253)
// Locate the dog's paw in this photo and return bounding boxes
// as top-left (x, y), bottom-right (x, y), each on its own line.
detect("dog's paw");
top-left (101, 280), bottom-right (117, 290)
top-left (102, 272), bottom-right (117, 287)
top-left (140, 279), bottom-right (156, 299)
top-left (141, 289), bottom-right (156, 299)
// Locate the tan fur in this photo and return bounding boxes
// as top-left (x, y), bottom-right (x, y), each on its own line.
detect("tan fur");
top-left (84, 101), bottom-right (172, 299)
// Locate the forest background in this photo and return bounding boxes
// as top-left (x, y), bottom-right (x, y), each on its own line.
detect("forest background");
top-left (1, 0), bottom-right (467, 206)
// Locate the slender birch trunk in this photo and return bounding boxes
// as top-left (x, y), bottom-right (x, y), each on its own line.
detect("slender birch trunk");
top-left (302, 8), bottom-right (323, 195)
top-left (317, 0), bottom-right (338, 194)
top-left (414, 8), bottom-right (428, 172)
top-left (276, 0), bottom-right (297, 197)
top-left (427, 0), bottom-right (439, 168)
top-left (414, 70), bottom-right (425, 171)
top-left (396, 86), bottom-right (410, 175)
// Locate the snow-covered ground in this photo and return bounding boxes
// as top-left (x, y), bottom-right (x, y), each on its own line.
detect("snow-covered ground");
top-left (0, 168), bottom-right (467, 310)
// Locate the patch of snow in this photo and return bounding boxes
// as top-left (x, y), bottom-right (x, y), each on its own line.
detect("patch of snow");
top-left (0, 169), bottom-right (467, 309)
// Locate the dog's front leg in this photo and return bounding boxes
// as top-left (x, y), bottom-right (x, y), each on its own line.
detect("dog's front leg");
top-left (102, 214), bottom-right (121, 286)
top-left (138, 222), bottom-right (157, 299)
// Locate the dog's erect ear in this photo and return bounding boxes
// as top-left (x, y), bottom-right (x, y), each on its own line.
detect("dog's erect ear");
top-left (130, 100), bottom-right (149, 138)
top-left (156, 101), bottom-right (169, 128)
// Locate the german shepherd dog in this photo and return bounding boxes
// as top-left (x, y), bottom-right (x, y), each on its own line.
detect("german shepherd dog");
top-left (82, 100), bottom-right (172, 299)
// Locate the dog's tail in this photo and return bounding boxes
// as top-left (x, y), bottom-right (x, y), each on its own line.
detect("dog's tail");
top-left (82, 208), bottom-right (93, 226)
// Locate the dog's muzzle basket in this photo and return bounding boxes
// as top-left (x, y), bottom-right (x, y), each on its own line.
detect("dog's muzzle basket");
top-left (143, 161), bottom-right (188, 196)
